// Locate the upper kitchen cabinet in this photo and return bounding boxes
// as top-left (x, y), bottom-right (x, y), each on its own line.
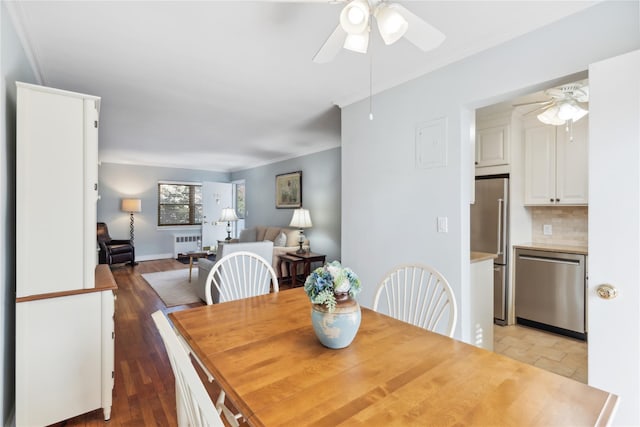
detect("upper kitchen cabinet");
top-left (16, 82), bottom-right (101, 297)
top-left (475, 111), bottom-right (511, 173)
top-left (524, 117), bottom-right (588, 205)
top-left (476, 124), bottom-right (509, 167)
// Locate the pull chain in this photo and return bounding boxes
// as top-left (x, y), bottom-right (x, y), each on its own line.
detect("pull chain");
top-left (566, 119), bottom-right (574, 142)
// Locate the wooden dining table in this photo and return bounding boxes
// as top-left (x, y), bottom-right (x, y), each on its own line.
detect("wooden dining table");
top-left (169, 288), bottom-right (618, 426)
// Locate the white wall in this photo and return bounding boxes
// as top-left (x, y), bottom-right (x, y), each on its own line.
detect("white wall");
top-left (1, 2), bottom-right (39, 424)
top-left (341, 0), bottom-right (639, 344)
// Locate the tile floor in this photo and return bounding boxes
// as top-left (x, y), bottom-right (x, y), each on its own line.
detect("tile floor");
top-left (493, 324), bottom-right (587, 383)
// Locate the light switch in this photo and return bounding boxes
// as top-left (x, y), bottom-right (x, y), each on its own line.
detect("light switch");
top-left (437, 217), bottom-right (448, 233)
top-left (543, 224), bottom-right (552, 236)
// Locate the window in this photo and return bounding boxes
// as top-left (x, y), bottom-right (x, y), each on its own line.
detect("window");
top-left (234, 182), bottom-right (246, 219)
top-left (158, 183), bottom-right (202, 226)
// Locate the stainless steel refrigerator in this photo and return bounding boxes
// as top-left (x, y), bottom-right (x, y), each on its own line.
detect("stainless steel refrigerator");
top-left (471, 175), bottom-right (509, 325)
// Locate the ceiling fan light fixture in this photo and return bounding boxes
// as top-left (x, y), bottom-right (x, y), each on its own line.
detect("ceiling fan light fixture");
top-left (537, 106), bottom-right (564, 126)
top-left (343, 31), bottom-right (370, 53)
top-left (557, 100), bottom-right (588, 122)
top-left (571, 107), bottom-right (589, 122)
top-left (340, 0), bottom-right (370, 35)
top-left (375, 3), bottom-right (408, 45)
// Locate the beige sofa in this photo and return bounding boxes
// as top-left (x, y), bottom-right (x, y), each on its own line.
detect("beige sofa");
top-left (235, 225), bottom-right (310, 274)
top-left (193, 226), bottom-right (310, 302)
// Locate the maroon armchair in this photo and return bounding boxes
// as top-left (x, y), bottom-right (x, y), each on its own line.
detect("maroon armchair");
top-left (97, 222), bottom-right (135, 265)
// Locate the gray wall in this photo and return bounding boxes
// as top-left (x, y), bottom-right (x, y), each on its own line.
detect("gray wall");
top-left (341, 0), bottom-right (639, 345)
top-left (1, 3), bottom-right (39, 424)
top-left (98, 162), bottom-right (230, 260)
top-left (232, 147), bottom-right (341, 263)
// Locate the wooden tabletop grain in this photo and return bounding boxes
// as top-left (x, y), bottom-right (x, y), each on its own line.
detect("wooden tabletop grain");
top-left (169, 288), bottom-right (617, 426)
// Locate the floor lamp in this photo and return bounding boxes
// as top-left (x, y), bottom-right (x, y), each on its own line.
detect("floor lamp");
top-left (121, 198), bottom-right (141, 265)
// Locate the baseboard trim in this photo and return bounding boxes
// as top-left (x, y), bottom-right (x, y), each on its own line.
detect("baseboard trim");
top-left (136, 253), bottom-right (174, 262)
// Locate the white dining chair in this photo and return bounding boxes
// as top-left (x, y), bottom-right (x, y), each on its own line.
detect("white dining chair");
top-left (197, 251), bottom-right (279, 424)
top-left (373, 264), bottom-right (458, 337)
top-left (151, 311), bottom-right (236, 427)
top-left (205, 250), bottom-right (279, 305)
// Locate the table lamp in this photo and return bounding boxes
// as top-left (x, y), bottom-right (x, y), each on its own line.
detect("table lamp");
top-left (219, 208), bottom-right (239, 241)
top-left (289, 208), bottom-right (312, 254)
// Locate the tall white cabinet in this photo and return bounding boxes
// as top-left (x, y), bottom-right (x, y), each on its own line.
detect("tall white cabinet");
top-left (15, 82), bottom-right (115, 425)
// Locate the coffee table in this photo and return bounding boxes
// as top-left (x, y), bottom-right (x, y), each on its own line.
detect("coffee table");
top-left (178, 251), bottom-right (214, 282)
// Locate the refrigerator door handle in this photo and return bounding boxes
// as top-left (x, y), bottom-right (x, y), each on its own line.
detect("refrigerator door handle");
top-left (497, 198), bottom-right (504, 256)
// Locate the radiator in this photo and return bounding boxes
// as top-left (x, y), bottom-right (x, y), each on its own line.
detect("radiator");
top-left (173, 233), bottom-right (201, 258)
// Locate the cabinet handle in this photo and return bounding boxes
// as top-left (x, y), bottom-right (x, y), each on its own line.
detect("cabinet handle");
top-left (556, 198), bottom-right (560, 202)
top-left (550, 198), bottom-right (554, 202)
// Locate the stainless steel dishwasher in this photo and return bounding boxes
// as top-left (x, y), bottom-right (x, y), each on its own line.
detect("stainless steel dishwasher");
top-left (515, 248), bottom-right (586, 340)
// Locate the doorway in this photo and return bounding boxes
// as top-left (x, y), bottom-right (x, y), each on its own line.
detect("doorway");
top-left (472, 73), bottom-right (590, 381)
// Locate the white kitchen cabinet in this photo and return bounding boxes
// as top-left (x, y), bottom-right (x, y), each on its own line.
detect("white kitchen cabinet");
top-left (524, 118), bottom-right (588, 205)
top-left (15, 83), bottom-right (114, 425)
top-left (16, 283), bottom-right (115, 426)
top-left (16, 82), bottom-right (100, 297)
top-left (469, 253), bottom-right (495, 351)
top-left (476, 124), bottom-right (509, 167)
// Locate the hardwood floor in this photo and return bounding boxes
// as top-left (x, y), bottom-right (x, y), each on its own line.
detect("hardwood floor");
top-left (49, 259), bottom-right (232, 427)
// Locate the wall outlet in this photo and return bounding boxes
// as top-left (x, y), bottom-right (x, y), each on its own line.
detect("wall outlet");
top-left (437, 216), bottom-right (448, 233)
top-left (543, 224), bottom-right (553, 236)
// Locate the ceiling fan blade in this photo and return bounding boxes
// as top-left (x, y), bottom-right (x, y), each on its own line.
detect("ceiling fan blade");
top-left (523, 104), bottom-right (554, 116)
top-left (393, 4), bottom-right (445, 52)
top-left (512, 100), bottom-right (554, 108)
top-left (313, 24), bottom-right (346, 64)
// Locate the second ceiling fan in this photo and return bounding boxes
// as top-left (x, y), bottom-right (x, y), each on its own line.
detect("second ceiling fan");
top-left (313, 0), bottom-right (446, 63)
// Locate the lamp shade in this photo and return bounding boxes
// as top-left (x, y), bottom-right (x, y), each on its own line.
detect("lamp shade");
top-left (289, 208), bottom-right (312, 229)
top-left (121, 198), bottom-right (142, 213)
top-left (219, 207), bottom-right (239, 222)
top-left (343, 31), bottom-right (370, 53)
top-left (340, 0), bottom-right (370, 35)
top-left (375, 3), bottom-right (408, 45)
top-left (537, 102), bottom-right (588, 125)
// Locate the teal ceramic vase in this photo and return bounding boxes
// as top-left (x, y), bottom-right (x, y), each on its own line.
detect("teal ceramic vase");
top-left (311, 295), bottom-right (361, 349)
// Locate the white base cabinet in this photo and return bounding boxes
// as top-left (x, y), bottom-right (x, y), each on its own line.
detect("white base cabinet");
top-left (470, 257), bottom-right (495, 351)
top-left (16, 289), bottom-right (115, 426)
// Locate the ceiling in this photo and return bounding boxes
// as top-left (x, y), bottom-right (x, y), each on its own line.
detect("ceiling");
top-left (7, 1), bottom-right (600, 172)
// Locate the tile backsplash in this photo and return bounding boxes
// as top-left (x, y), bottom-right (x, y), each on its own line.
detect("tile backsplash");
top-left (531, 206), bottom-right (588, 246)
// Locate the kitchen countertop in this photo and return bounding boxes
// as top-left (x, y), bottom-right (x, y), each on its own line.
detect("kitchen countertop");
top-left (471, 251), bottom-right (498, 263)
top-left (513, 242), bottom-right (588, 255)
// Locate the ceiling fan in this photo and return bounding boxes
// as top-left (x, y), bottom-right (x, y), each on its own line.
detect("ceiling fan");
top-left (313, 0), bottom-right (446, 63)
top-left (514, 81), bottom-right (589, 126)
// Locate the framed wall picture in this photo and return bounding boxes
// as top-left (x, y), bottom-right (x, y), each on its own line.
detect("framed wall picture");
top-left (275, 171), bottom-right (302, 208)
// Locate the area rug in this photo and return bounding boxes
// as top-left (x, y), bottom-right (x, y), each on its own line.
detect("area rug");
top-left (141, 269), bottom-right (201, 307)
